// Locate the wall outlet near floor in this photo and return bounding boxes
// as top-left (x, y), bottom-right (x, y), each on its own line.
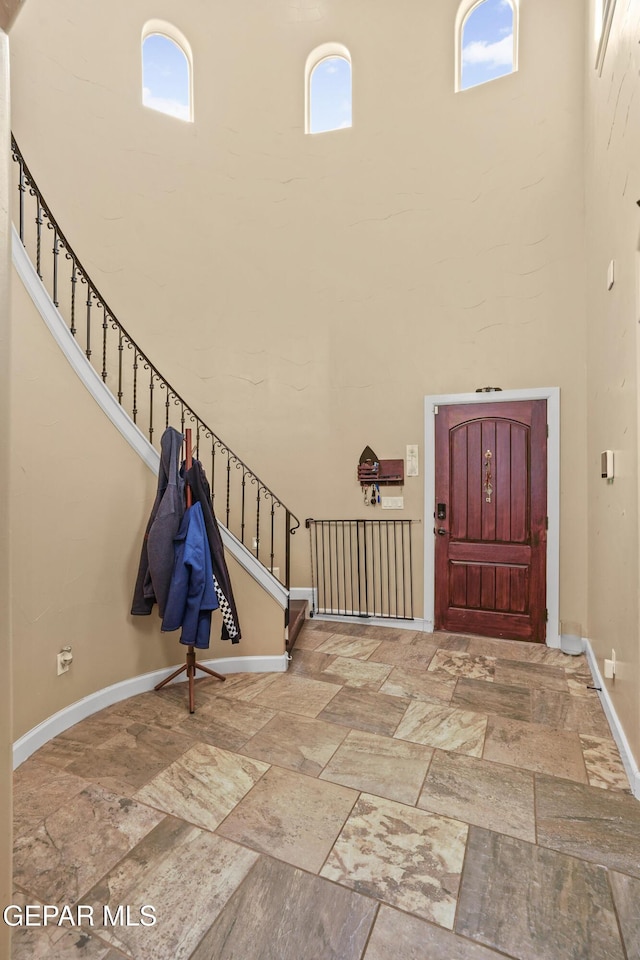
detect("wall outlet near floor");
top-left (604, 648), bottom-right (616, 679)
top-left (57, 646), bottom-right (73, 676)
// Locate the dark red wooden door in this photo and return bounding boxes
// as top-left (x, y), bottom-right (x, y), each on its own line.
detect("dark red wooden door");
top-left (434, 400), bottom-right (547, 642)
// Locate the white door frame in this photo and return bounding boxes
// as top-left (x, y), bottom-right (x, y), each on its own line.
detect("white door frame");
top-left (424, 387), bottom-right (561, 647)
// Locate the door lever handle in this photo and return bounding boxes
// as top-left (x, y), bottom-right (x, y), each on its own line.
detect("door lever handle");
top-left (436, 528), bottom-right (447, 536)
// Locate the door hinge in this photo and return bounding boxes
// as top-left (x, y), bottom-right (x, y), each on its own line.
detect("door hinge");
top-left (545, 608), bottom-right (548, 621)
top-left (545, 516), bottom-right (548, 530)
top-left (546, 424), bottom-right (549, 438)
top-left (434, 405), bottom-right (439, 414)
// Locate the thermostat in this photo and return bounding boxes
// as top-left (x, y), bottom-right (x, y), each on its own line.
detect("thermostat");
top-left (601, 450), bottom-right (614, 480)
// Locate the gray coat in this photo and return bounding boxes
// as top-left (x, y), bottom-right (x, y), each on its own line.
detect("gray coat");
top-left (131, 426), bottom-right (185, 617)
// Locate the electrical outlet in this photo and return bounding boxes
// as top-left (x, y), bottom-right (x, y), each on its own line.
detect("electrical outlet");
top-left (252, 537), bottom-right (259, 551)
top-left (604, 649), bottom-right (616, 680)
top-left (57, 647), bottom-right (73, 676)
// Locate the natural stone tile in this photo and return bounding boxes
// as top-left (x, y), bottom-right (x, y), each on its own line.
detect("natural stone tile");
top-left (320, 729), bottom-right (433, 805)
top-left (320, 655), bottom-right (392, 690)
top-left (317, 687), bottom-right (410, 737)
top-left (8, 889), bottom-right (123, 960)
top-left (452, 677), bottom-right (531, 722)
top-left (84, 818), bottom-right (258, 960)
top-left (240, 713), bottom-right (348, 777)
top-left (379, 665), bottom-right (455, 703)
top-left (529, 688), bottom-right (572, 728)
top-left (251, 673), bottom-right (342, 718)
top-left (465, 636), bottom-right (539, 661)
top-left (31, 712), bottom-right (132, 770)
top-left (455, 827), bottom-right (625, 960)
top-left (565, 697), bottom-right (612, 738)
top-left (191, 856), bottom-right (377, 960)
top-left (428, 650), bottom-right (496, 682)
top-left (66, 722), bottom-right (194, 794)
top-left (535, 774), bottom-right (640, 876)
top-left (483, 716), bottom-right (587, 782)
top-left (175, 695), bottom-right (275, 751)
top-left (566, 671), bottom-right (598, 698)
top-left (13, 783), bottom-right (165, 906)
top-left (217, 765), bottom-right (358, 872)
top-left (315, 633), bottom-right (383, 660)
top-left (134, 742), bottom-right (268, 833)
top-left (287, 648), bottom-right (337, 679)
top-left (493, 660), bottom-right (568, 692)
top-left (103, 690), bottom-right (192, 729)
top-left (579, 735), bottom-right (631, 791)
top-left (368, 640), bottom-right (438, 669)
top-left (13, 758), bottom-right (88, 840)
top-left (197, 672), bottom-right (279, 702)
top-left (610, 871), bottom-right (640, 959)
top-left (321, 793), bottom-right (467, 929)
top-left (364, 904), bottom-right (506, 960)
top-left (395, 700), bottom-right (487, 757)
top-left (435, 634), bottom-right (471, 652)
top-left (294, 626), bottom-right (329, 650)
top-left (418, 750), bottom-right (535, 842)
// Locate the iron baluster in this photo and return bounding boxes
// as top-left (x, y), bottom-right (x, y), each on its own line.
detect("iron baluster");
top-left (69, 262), bottom-right (77, 335)
top-left (16, 150), bottom-right (25, 242)
top-left (50, 225), bottom-right (60, 307)
top-left (164, 387), bottom-right (170, 428)
top-left (132, 353), bottom-right (138, 424)
top-left (117, 331), bottom-right (124, 403)
top-left (34, 195), bottom-right (43, 279)
top-left (285, 510), bottom-right (291, 590)
top-left (148, 367), bottom-right (154, 442)
top-left (270, 499), bottom-right (275, 575)
top-left (101, 306), bottom-right (108, 382)
top-left (84, 283), bottom-right (93, 361)
top-left (255, 487), bottom-right (261, 562)
top-left (226, 452), bottom-right (231, 528)
top-left (240, 471), bottom-right (247, 544)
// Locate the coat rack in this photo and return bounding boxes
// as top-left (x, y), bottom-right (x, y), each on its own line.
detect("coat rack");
top-left (154, 428), bottom-right (225, 713)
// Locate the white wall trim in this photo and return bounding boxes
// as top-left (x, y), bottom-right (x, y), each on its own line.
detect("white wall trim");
top-left (424, 387), bottom-right (561, 647)
top-left (584, 639), bottom-right (640, 799)
top-left (12, 227), bottom-right (288, 610)
top-left (290, 586), bottom-right (315, 604)
top-left (310, 613), bottom-right (429, 633)
top-left (13, 653), bottom-right (289, 769)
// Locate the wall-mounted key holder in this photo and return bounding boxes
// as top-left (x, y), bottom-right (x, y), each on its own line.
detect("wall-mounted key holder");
top-left (357, 447), bottom-right (404, 486)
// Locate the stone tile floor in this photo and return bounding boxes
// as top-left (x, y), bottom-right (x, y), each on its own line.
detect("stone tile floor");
top-left (10, 620), bottom-right (640, 960)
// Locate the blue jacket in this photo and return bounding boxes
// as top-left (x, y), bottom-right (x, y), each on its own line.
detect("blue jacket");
top-left (161, 502), bottom-right (219, 649)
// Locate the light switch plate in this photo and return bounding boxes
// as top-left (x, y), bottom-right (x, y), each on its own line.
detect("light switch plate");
top-left (381, 496), bottom-right (404, 509)
top-left (406, 444), bottom-right (419, 477)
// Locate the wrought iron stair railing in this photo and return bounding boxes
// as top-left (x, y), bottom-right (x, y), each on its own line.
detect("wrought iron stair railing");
top-left (11, 135), bottom-right (300, 589)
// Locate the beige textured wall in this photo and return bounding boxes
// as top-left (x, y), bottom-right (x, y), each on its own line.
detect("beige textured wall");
top-left (10, 271), bottom-right (284, 740)
top-left (584, 3), bottom-right (640, 763)
top-left (9, 0), bottom-right (589, 634)
top-left (1, 26), bottom-right (13, 956)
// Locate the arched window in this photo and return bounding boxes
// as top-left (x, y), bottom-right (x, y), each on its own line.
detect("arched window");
top-left (142, 21), bottom-right (193, 121)
top-left (305, 44), bottom-right (352, 134)
top-left (457, 0), bottom-right (517, 92)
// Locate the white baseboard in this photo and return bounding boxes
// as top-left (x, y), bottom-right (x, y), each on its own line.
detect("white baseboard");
top-left (584, 639), bottom-right (640, 799)
top-left (310, 612), bottom-right (430, 633)
top-left (13, 653), bottom-right (289, 770)
top-left (289, 587), bottom-right (315, 604)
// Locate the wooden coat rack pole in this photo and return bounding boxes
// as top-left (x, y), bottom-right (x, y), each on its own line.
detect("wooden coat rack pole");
top-left (154, 427), bottom-right (225, 713)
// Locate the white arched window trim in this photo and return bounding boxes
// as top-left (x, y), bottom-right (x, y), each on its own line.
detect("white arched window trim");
top-left (454, 0), bottom-right (519, 93)
top-left (141, 19), bottom-right (194, 122)
top-left (305, 42), bottom-right (352, 134)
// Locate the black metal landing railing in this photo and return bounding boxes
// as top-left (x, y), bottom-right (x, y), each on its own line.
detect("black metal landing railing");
top-left (306, 519), bottom-right (414, 620)
top-left (11, 136), bottom-right (299, 588)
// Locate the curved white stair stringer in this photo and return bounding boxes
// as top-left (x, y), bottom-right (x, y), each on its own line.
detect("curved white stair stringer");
top-left (12, 225), bottom-right (289, 611)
